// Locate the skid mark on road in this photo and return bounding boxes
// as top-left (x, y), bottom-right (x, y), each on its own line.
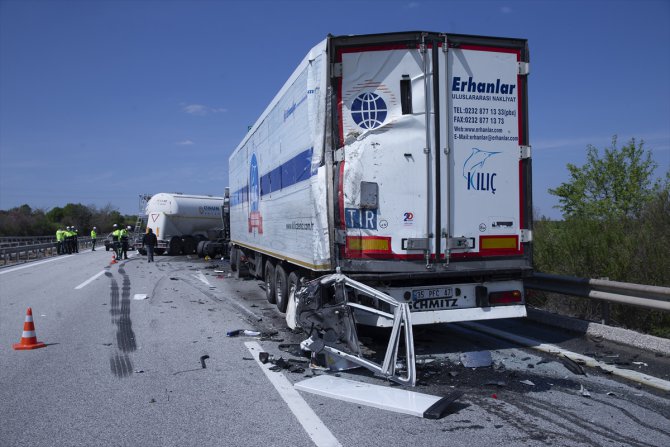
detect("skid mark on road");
top-left (106, 269), bottom-right (137, 378)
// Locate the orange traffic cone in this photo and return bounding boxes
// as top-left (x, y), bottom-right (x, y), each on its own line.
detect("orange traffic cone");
top-left (110, 253), bottom-right (117, 264)
top-left (13, 307), bottom-right (46, 350)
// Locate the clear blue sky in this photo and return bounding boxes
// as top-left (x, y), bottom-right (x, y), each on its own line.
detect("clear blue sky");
top-left (1, 0), bottom-right (668, 219)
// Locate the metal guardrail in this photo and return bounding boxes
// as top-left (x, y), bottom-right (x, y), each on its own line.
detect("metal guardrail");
top-left (0, 237), bottom-right (98, 265)
top-left (0, 236), bottom-right (56, 248)
top-left (525, 272), bottom-right (670, 312)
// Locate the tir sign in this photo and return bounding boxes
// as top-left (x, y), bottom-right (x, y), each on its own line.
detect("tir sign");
top-left (345, 208), bottom-right (377, 230)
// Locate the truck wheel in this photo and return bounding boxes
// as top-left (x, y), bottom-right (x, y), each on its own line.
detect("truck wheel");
top-left (230, 246), bottom-right (238, 272)
top-left (206, 243), bottom-right (219, 258)
top-left (183, 236), bottom-right (196, 255)
top-left (274, 264), bottom-right (289, 313)
top-left (286, 272), bottom-right (300, 329)
top-left (196, 241), bottom-right (206, 258)
top-left (264, 261), bottom-right (276, 304)
top-left (234, 249), bottom-right (250, 278)
top-left (168, 236), bottom-right (183, 255)
top-left (155, 248), bottom-right (165, 256)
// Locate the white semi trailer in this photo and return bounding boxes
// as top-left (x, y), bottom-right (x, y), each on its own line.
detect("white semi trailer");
top-left (229, 33), bottom-right (532, 383)
top-left (144, 193), bottom-right (225, 255)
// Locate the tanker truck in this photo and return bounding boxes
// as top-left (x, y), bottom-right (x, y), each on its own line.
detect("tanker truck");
top-left (143, 193), bottom-right (225, 255)
top-left (228, 32), bottom-right (532, 384)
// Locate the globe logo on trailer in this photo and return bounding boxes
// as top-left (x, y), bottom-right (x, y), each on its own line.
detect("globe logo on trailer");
top-left (351, 92), bottom-right (387, 129)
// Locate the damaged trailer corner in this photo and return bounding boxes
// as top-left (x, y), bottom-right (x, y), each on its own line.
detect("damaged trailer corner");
top-left (296, 271), bottom-right (417, 386)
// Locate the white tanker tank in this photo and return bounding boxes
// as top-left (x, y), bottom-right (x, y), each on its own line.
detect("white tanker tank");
top-left (144, 193), bottom-right (225, 255)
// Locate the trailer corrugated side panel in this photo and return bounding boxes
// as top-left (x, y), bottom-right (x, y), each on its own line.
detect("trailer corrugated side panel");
top-left (229, 40), bottom-right (331, 270)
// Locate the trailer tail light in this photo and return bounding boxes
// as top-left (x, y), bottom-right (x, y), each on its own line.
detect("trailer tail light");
top-left (346, 236), bottom-right (392, 258)
top-left (489, 290), bottom-right (523, 305)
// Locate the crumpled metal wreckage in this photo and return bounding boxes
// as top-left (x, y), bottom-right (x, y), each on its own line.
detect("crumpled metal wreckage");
top-left (295, 271), bottom-right (417, 386)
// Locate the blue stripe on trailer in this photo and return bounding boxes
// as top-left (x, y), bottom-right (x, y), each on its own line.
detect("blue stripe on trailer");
top-left (230, 147), bottom-right (314, 207)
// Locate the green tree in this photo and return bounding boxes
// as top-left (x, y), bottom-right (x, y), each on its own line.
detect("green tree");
top-left (534, 137), bottom-right (670, 337)
top-left (549, 136), bottom-right (659, 219)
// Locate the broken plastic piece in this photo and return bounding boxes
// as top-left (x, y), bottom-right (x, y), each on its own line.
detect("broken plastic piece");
top-left (295, 375), bottom-right (463, 419)
top-left (423, 391), bottom-right (465, 419)
top-left (133, 294), bottom-right (148, 300)
top-left (227, 329), bottom-right (261, 337)
top-left (278, 344), bottom-right (307, 357)
top-left (561, 356), bottom-right (586, 375)
top-left (579, 384), bottom-right (591, 397)
top-left (460, 351), bottom-right (493, 368)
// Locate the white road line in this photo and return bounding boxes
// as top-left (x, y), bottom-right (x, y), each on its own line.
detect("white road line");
top-left (0, 255), bottom-right (72, 275)
top-left (193, 271), bottom-right (212, 287)
top-left (244, 341), bottom-right (342, 447)
top-left (75, 270), bottom-right (106, 290)
top-left (457, 321), bottom-right (670, 392)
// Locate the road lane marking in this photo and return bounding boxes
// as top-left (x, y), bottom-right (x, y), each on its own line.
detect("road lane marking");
top-left (193, 271), bottom-right (212, 287)
top-left (75, 270), bottom-right (106, 289)
top-left (245, 341), bottom-right (342, 447)
top-left (457, 321), bottom-right (670, 392)
top-left (0, 255), bottom-right (73, 275)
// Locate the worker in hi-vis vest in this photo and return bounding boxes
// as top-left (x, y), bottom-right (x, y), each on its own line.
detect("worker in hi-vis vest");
top-left (56, 227), bottom-right (64, 255)
top-left (91, 227), bottom-right (97, 251)
top-left (120, 226), bottom-right (130, 260)
top-left (64, 226), bottom-right (73, 254)
top-left (111, 224), bottom-right (122, 259)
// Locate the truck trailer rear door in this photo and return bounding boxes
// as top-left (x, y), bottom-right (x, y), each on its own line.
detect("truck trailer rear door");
top-left (440, 38), bottom-right (530, 261)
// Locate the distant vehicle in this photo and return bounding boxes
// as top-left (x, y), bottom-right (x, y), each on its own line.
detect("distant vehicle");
top-left (104, 231), bottom-right (137, 253)
top-left (143, 193), bottom-right (225, 255)
top-left (104, 233), bottom-right (114, 251)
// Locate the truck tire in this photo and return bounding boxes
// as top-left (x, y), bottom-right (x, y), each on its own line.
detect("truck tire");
top-left (274, 264), bottom-right (289, 313)
top-left (206, 242), bottom-right (219, 258)
top-left (183, 236), bottom-right (197, 255)
top-left (196, 241), bottom-right (206, 258)
top-left (230, 246), bottom-right (238, 272)
top-left (234, 249), bottom-right (250, 278)
top-left (155, 248), bottom-right (165, 256)
top-left (168, 236), bottom-right (183, 256)
top-left (264, 261), bottom-right (276, 304)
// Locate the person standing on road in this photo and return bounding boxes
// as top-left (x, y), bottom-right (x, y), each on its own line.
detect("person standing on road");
top-left (111, 224), bottom-right (122, 259)
top-left (56, 227), bottom-right (64, 255)
top-left (142, 228), bottom-right (158, 263)
top-left (72, 227), bottom-right (79, 253)
top-left (91, 227), bottom-right (97, 251)
top-left (64, 226), bottom-right (73, 254)
top-left (120, 226), bottom-right (130, 260)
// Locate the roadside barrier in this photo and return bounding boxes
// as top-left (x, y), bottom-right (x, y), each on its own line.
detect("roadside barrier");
top-left (13, 307), bottom-right (46, 350)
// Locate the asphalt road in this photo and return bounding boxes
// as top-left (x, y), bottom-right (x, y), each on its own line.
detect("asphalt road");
top-left (1, 249), bottom-right (668, 447)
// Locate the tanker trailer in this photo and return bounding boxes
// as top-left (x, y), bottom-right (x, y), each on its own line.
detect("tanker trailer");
top-left (144, 193), bottom-right (225, 255)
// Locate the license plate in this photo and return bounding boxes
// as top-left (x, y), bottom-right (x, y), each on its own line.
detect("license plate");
top-left (412, 287), bottom-right (453, 300)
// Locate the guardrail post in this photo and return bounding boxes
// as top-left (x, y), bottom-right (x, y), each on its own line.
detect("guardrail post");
top-left (600, 302), bottom-right (610, 325)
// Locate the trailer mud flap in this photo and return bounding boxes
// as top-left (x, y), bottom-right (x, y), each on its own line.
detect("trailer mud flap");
top-left (295, 271), bottom-right (416, 386)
